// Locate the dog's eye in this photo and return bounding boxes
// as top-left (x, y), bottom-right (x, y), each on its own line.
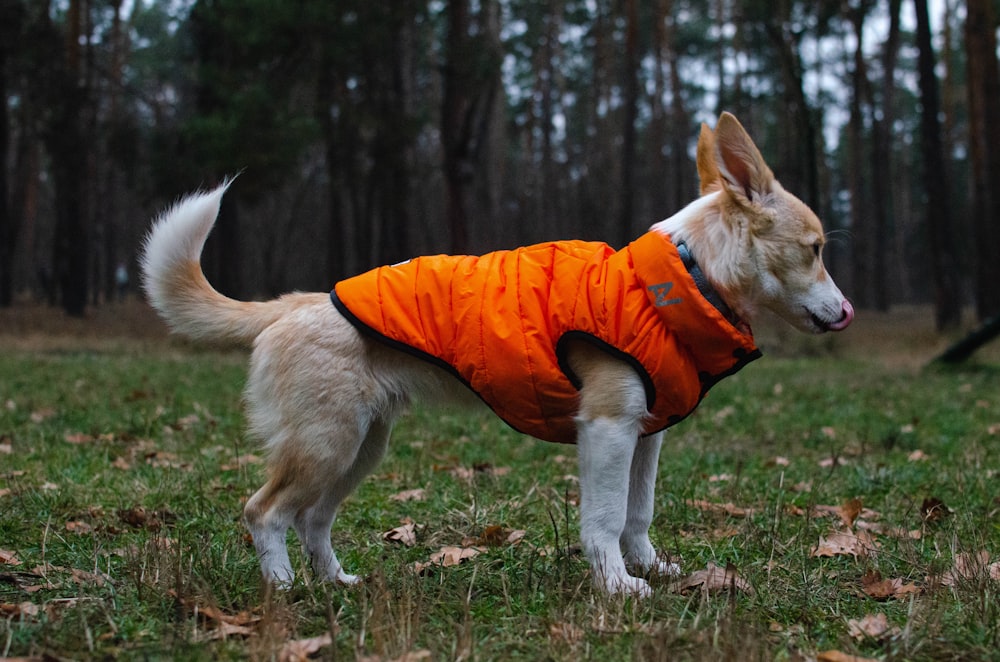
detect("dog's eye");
top-left (812, 242), bottom-right (821, 258)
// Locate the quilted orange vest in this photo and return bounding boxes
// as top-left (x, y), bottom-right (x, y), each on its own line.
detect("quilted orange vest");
top-left (331, 231), bottom-right (760, 443)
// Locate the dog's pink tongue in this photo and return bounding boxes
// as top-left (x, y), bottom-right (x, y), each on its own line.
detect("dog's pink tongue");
top-left (828, 300), bottom-right (854, 331)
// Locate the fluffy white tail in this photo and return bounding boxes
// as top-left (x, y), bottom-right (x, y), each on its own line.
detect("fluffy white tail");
top-left (140, 182), bottom-right (284, 346)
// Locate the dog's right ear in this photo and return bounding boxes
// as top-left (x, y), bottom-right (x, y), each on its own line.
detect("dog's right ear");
top-left (695, 123), bottom-right (722, 195)
top-left (712, 112), bottom-right (775, 207)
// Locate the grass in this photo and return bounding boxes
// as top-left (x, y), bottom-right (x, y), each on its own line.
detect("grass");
top-left (3, 303), bottom-right (1000, 660)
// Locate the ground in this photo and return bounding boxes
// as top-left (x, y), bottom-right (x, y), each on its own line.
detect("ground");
top-left (2, 300), bottom-right (1000, 660)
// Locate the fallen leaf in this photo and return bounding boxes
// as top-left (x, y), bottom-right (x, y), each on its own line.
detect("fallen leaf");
top-left (389, 488), bottom-right (426, 502)
top-left (111, 456), bottom-right (132, 470)
top-left (817, 651), bottom-right (879, 662)
top-left (907, 449), bottom-right (929, 462)
top-left (548, 621), bottom-right (585, 643)
top-left (413, 546), bottom-right (486, 574)
top-left (812, 502), bottom-right (880, 525)
top-left (474, 525), bottom-right (526, 547)
top-left (64, 432), bottom-right (96, 444)
top-left (847, 612), bottom-right (901, 641)
top-left (685, 499), bottom-right (756, 518)
top-left (671, 562), bottom-right (753, 595)
top-left (40, 482), bottom-right (59, 491)
top-left (429, 546), bottom-right (485, 567)
top-left (30, 408), bottom-right (56, 423)
top-left (279, 633), bottom-right (333, 662)
top-left (0, 442), bottom-right (11, 454)
top-left (840, 498), bottom-right (863, 528)
top-left (861, 570), bottom-right (921, 600)
top-left (768, 456), bottom-right (791, 467)
top-left (65, 521), bottom-right (94, 535)
top-left (384, 520), bottom-right (417, 547)
top-left (0, 549), bottom-right (21, 565)
top-left (708, 473), bottom-right (734, 483)
top-left (921, 497), bottom-right (952, 522)
top-left (0, 601), bottom-right (41, 618)
top-left (810, 531), bottom-right (878, 559)
top-left (940, 551), bottom-right (992, 586)
top-left (818, 456), bottom-right (849, 468)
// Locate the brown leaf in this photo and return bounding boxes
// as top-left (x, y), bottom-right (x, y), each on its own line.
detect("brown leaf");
top-left (279, 633), bottom-right (334, 662)
top-left (111, 456), bottom-right (132, 470)
top-left (685, 499), bottom-right (755, 518)
top-left (0, 549), bottom-right (21, 565)
top-left (64, 432), bottom-right (96, 444)
top-left (413, 546), bottom-right (486, 574)
top-left (389, 488), bottom-right (426, 502)
top-left (907, 449), bottom-right (929, 462)
top-left (65, 520), bottom-right (94, 535)
top-left (817, 651), bottom-right (879, 662)
top-left (847, 612), bottom-right (901, 641)
top-left (940, 551), bottom-right (992, 586)
top-left (840, 498), bottom-right (863, 528)
top-left (672, 562), bottom-right (753, 595)
top-left (219, 454), bottom-right (263, 471)
top-left (475, 525), bottom-right (526, 547)
top-left (0, 601), bottom-right (41, 619)
top-left (384, 521), bottom-right (417, 547)
top-left (548, 621), bottom-right (585, 643)
top-left (921, 497), bottom-right (952, 522)
top-left (810, 531), bottom-right (878, 559)
top-left (811, 502), bottom-right (881, 525)
top-left (861, 570), bottom-right (922, 600)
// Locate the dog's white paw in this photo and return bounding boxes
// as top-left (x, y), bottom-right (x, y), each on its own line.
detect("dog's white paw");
top-left (335, 569), bottom-right (362, 586)
top-left (597, 573), bottom-right (653, 598)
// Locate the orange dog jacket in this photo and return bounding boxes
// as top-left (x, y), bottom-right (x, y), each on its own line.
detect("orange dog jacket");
top-left (331, 231), bottom-right (760, 443)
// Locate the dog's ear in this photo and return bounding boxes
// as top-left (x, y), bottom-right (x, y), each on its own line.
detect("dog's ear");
top-left (696, 123), bottom-right (722, 195)
top-left (713, 112), bottom-right (775, 206)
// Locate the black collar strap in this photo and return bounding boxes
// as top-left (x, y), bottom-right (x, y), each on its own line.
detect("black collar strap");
top-left (675, 241), bottom-right (741, 328)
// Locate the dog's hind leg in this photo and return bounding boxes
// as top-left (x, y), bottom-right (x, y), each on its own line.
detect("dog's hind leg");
top-left (293, 415), bottom-right (393, 585)
top-left (621, 432), bottom-right (679, 577)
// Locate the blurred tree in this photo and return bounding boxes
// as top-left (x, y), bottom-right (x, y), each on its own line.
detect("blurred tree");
top-left (441, 0), bottom-right (502, 253)
top-left (0, 0), bottom-right (20, 307)
top-left (965, 0), bottom-right (1000, 321)
top-left (913, 0), bottom-right (961, 330)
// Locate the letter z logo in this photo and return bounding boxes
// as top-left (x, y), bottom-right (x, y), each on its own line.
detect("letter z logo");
top-left (648, 282), bottom-right (682, 307)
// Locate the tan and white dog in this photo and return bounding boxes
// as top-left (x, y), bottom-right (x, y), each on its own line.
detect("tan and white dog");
top-left (141, 113), bottom-right (853, 597)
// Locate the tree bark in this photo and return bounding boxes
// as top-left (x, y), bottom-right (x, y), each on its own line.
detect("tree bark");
top-left (913, 0), bottom-right (961, 330)
top-left (618, 0), bottom-right (639, 245)
top-left (965, 0), bottom-right (1000, 320)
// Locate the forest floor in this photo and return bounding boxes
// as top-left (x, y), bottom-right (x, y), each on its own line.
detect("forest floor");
top-left (3, 300), bottom-right (1000, 660)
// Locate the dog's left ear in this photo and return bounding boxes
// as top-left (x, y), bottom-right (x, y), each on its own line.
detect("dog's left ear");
top-left (696, 123), bottom-right (722, 195)
top-left (713, 112), bottom-right (775, 206)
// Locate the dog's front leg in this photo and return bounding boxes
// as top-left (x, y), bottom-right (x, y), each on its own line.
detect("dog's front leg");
top-left (576, 416), bottom-right (650, 596)
top-left (621, 431), bottom-right (680, 577)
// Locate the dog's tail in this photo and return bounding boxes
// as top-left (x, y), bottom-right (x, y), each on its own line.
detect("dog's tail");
top-left (141, 181), bottom-right (287, 346)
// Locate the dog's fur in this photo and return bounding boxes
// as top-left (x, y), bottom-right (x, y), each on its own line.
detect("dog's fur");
top-left (141, 113), bottom-right (853, 597)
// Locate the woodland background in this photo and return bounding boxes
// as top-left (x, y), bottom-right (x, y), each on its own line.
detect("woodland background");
top-left (0, 0), bottom-right (998, 332)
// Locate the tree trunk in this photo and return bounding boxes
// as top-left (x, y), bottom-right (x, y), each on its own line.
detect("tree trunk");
top-left (846, 4), bottom-right (871, 309)
top-left (441, 0), bottom-right (473, 254)
top-left (48, 0), bottom-right (89, 317)
top-left (618, 0), bottom-right (639, 245)
top-left (868, 0), bottom-right (901, 312)
top-left (965, 0), bottom-right (1000, 320)
top-left (913, 0), bottom-right (961, 330)
top-left (0, 3), bottom-right (14, 307)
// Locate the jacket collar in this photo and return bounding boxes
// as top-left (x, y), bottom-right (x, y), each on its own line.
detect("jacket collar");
top-left (675, 241), bottom-right (743, 330)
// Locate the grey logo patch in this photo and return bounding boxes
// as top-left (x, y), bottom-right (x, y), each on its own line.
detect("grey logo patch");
top-left (648, 282), bottom-right (682, 307)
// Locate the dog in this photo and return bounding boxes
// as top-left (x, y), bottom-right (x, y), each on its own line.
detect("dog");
top-left (141, 112), bottom-right (853, 597)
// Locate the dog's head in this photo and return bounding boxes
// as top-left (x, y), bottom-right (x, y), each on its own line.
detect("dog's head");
top-left (685, 112), bottom-right (853, 334)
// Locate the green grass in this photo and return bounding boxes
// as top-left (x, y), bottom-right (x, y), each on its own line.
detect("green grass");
top-left (3, 340), bottom-right (1000, 660)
